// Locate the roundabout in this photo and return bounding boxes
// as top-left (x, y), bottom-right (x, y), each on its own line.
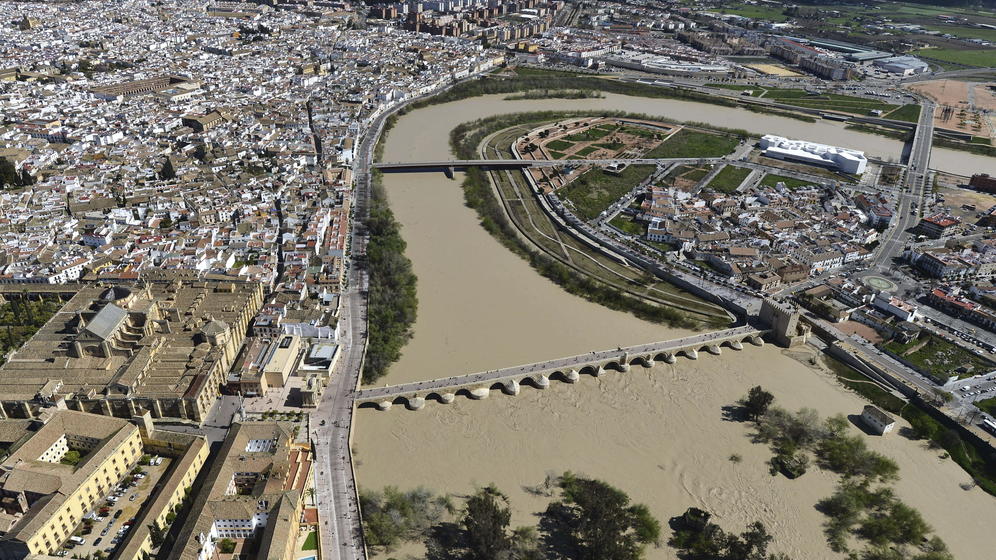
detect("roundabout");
top-left (864, 275), bottom-right (897, 292)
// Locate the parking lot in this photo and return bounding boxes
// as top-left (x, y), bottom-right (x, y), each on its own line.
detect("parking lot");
top-left (57, 454), bottom-right (173, 558)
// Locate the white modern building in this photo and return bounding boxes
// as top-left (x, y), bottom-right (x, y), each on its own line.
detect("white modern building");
top-left (760, 134), bottom-right (868, 174)
top-left (873, 56), bottom-right (930, 76)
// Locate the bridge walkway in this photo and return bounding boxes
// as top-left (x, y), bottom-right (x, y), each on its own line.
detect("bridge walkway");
top-left (356, 325), bottom-right (767, 409)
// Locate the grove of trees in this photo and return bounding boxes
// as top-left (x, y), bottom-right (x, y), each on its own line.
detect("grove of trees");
top-left (736, 387), bottom-right (952, 560)
top-left (362, 474), bottom-right (659, 560)
top-left (361, 174), bottom-right (418, 383)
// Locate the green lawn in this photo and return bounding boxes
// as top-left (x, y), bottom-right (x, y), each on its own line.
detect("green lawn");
top-left (716, 5), bottom-right (789, 22)
top-left (758, 173), bottom-right (815, 190)
top-left (760, 88), bottom-right (898, 115)
top-left (564, 127), bottom-right (614, 142)
top-left (546, 139), bottom-right (574, 151)
top-left (549, 151), bottom-right (566, 160)
top-left (575, 146), bottom-right (599, 157)
top-left (681, 167), bottom-right (711, 182)
top-left (977, 396), bottom-right (996, 417)
top-left (609, 214), bottom-right (645, 236)
top-left (885, 104), bottom-right (922, 123)
top-left (914, 48), bottom-right (996, 69)
top-left (706, 84), bottom-right (758, 91)
top-left (595, 141), bottom-right (624, 151)
top-left (707, 165), bottom-right (752, 193)
top-left (302, 531), bottom-right (318, 551)
top-left (647, 240), bottom-right (677, 253)
top-left (513, 66), bottom-right (589, 78)
top-left (617, 125), bottom-right (658, 138)
top-left (883, 333), bottom-right (995, 383)
top-left (920, 23), bottom-right (996, 43)
top-left (560, 165), bottom-right (655, 221)
top-left (644, 129), bottom-right (739, 159)
top-left (758, 88), bottom-right (816, 99)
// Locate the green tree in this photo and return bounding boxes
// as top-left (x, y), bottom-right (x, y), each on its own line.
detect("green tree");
top-left (726, 521), bottom-right (773, 560)
top-left (61, 450), bottom-right (81, 466)
top-left (554, 473), bottom-right (660, 560)
top-left (217, 538), bottom-right (236, 554)
top-left (740, 386), bottom-right (774, 421)
top-left (0, 159), bottom-right (21, 188)
top-left (463, 486), bottom-right (512, 560)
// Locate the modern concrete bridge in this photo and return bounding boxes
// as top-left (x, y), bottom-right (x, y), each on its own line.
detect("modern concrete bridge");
top-left (356, 325), bottom-right (767, 410)
top-left (373, 157), bottom-right (722, 173)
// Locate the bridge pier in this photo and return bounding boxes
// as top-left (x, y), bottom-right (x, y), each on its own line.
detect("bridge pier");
top-left (706, 344), bottom-right (721, 355)
top-left (617, 362), bottom-right (631, 372)
top-left (564, 369), bottom-right (580, 383)
top-left (662, 353), bottom-right (676, 364)
top-left (502, 379), bottom-right (520, 396)
top-left (444, 166), bottom-right (454, 179)
top-left (730, 341), bottom-right (743, 351)
top-left (639, 355), bottom-right (655, 368)
top-left (440, 393), bottom-right (456, 404)
top-left (592, 366), bottom-right (604, 377)
top-left (406, 397), bottom-right (425, 411)
top-left (749, 336), bottom-right (764, 347)
top-left (534, 374), bottom-right (550, 389)
top-left (469, 387), bottom-right (490, 400)
top-left (684, 349), bottom-right (699, 360)
top-left (376, 400), bottom-right (393, 411)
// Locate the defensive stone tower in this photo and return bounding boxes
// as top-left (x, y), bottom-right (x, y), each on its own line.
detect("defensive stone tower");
top-left (759, 298), bottom-right (810, 347)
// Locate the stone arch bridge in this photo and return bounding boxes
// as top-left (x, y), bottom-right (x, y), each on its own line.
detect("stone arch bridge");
top-left (356, 326), bottom-right (767, 411)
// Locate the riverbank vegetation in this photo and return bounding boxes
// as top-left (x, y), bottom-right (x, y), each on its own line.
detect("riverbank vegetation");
top-left (733, 387), bottom-right (955, 558)
top-left (358, 486), bottom-right (448, 550)
top-left (668, 507), bottom-right (788, 560)
top-left (361, 171), bottom-right (418, 384)
top-left (361, 474), bottom-right (659, 560)
top-left (885, 104), bottom-right (922, 123)
top-left (399, 66), bottom-right (827, 124)
top-left (844, 123), bottom-right (912, 142)
top-left (935, 136), bottom-right (996, 158)
top-left (821, 353), bottom-right (996, 496)
top-left (450, 110), bottom-right (726, 328)
top-left (504, 89), bottom-right (604, 101)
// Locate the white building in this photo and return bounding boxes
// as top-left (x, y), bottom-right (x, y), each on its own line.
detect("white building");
top-left (872, 293), bottom-right (919, 322)
top-left (760, 135), bottom-right (868, 174)
top-left (861, 405), bottom-right (896, 435)
top-left (873, 56), bottom-right (930, 76)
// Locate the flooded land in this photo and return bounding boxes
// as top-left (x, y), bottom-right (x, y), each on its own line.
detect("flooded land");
top-left (356, 93), bottom-right (996, 559)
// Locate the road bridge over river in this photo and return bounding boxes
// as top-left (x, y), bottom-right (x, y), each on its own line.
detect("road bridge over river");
top-left (373, 157), bottom-right (723, 173)
top-left (356, 325), bottom-right (768, 411)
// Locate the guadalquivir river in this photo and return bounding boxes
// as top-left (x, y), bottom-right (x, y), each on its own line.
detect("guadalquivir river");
top-left (372, 92), bottom-right (995, 387)
top-left (355, 93), bottom-right (996, 560)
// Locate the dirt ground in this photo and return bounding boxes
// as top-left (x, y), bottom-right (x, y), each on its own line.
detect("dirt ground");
top-left (936, 186), bottom-right (996, 221)
top-left (905, 79), bottom-right (995, 138)
top-left (836, 320), bottom-right (884, 344)
top-left (746, 63), bottom-right (803, 77)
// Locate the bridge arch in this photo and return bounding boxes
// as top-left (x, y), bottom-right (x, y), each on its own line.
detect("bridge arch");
top-left (520, 373), bottom-right (550, 389)
top-left (654, 352), bottom-right (677, 364)
top-left (603, 360), bottom-right (628, 372)
top-left (579, 365), bottom-right (601, 377)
